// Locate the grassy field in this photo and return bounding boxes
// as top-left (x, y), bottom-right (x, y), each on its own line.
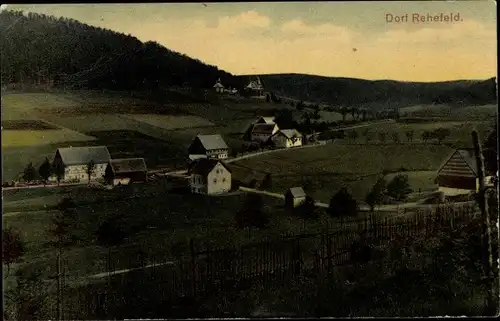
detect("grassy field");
top-left (400, 104), bottom-right (497, 121)
top-left (228, 144), bottom-right (452, 203)
top-left (1, 129), bottom-right (96, 148)
top-left (2, 183), bottom-right (340, 288)
top-left (120, 114), bottom-right (215, 130)
top-left (342, 119), bottom-right (494, 148)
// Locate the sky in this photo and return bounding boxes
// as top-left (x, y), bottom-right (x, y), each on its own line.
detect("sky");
top-left (3, 1), bottom-right (497, 81)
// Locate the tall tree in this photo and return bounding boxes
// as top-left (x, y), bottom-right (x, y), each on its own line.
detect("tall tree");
top-left (391, 132), bottom-right (400, 144)
top-left (53, 161), bottom-right (65, 186)
top-left (433, 128), bottom-right (451, 144)
top-left (378, 131), bottom-right (387, 144)
top-left (38, 157), bottom-right (52, 185)
top-left (328, 187), bottom-right (358, 217)
top-left (386, 174), bottom-right (412, 201)
top-left (2, 228), bottom-right (25, 276)
top-left (365, 178), bottom-right (387, 212)
top-left (49, 197), bottom-right (78, 321)
top-left (22, 162), bottom-right (37, 183)
top-left (405, 130), bottom-right (414, 142)
top-left (86, 159), bottom-right (95, 185)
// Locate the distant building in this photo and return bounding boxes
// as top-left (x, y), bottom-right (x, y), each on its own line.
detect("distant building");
top-left (436, 149), bottom-right (494, 195)
top-left (213, 78), bottom-right (224, 93)
top-left (188, 158), bottom-right (232, 195)
top-left (244, 76), bottom-right (265, 98)
top-left (188, 134), bottom-right (229, 162)
top-left (242, 116), bottom-right (276, 140)
top-left (52, 146), bottom-right (111, 183)
top-left (271, 129), bottom-right (303, 148)
top-left (285, 187), bottom-right (307, 208)
top-left (105, 158), bottom-right (148, 186)
top-left (251, 123), bottom-right (279, 142)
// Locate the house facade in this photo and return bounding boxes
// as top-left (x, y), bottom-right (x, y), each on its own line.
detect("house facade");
top-left (51, 146), bottom-right (111, 183)
top-left (213, 78), bottom-right (224, 93)
top-left (251, 123), bottom-right (279, 142)
top-left (244, 76), bottom-right (265, 98)
top-left (188, 134), bottom-right (229, 161)
top-left (271, 129), bottom-right (303, 148)
top-left (105, 158), bottom-right (148, 186)
top-left (188, 159), bottom-right (232, 195)
top-left (436, 149), bottom-right (494, 195)
top-left (285, 187), bottom-right (307, 208)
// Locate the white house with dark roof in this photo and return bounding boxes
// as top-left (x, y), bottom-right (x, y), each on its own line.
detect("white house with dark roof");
top-left (188, 134), bottom-right (229, 161)
top-left (271, 129), bottom-right (303, 148)
top-left (251, 123), bottom-right (279, 142)
top-left (436, 149), bottom-right (495, 195)
top-left (52, 146), bottom-right (111, 183)
top-left (188, 158), bottom-right (232, 195)
top-left (213, 78), bottom-right (224, 93)
top-left (105, 158), bottom-right (148, 186)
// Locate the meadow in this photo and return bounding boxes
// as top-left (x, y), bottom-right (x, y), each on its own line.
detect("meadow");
top-left (399, 104), bottom-right (497, 121)
top-left (228, 143), bottom-right (453, 203)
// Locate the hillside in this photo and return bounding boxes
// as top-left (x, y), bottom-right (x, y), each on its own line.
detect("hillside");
top-left (0, 10), bottom-right (242, 91)
top-left (250, 74), bottom-right (497, 109)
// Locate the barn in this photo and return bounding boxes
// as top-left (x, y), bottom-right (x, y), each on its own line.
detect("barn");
top-left (285, 187), bottom-right (307, 208)
top-left (105, 158), bottom-right (148, 186)
top-left (436, 149), bottom-right (481, 194)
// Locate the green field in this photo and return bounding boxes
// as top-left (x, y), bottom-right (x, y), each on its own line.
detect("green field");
top-left (228, 144), bottom-right (453, 203)
top-left (400, 104), bottom-right (497, 121)
top-left (2, 183), bottom-right (339, 288)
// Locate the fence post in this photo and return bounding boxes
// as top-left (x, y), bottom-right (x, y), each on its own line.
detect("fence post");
top-left (189, 239), bottom-right (197, 298)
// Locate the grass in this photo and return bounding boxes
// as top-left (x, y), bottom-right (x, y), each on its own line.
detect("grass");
top-left (1, 129), bottom-right (95, 148)
top-left (400, 104), bottom-right (497, 121)
top-left (228, 144), bottom-right (453, 203)
top-left (121, 114), bottom-right (215, 130)
top-left (2, 183), bottom-right (340, 288)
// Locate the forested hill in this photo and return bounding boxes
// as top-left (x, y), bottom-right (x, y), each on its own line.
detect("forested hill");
top-left (0, 10), bottom-right (240, 90)
top-left (253, 74), bottom-right (497, 108)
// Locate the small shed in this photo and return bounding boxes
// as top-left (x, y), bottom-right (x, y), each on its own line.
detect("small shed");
top-left (105, 158), bottom-right (148, 186)
top-left (285, 187), bottom-right (307, 208)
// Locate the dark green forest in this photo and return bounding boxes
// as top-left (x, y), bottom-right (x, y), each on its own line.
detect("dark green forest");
top-left (0, 10), bottom-right (241, 91)
top-left (0, 10), bottom-right (496, 108)
top-left (252, 74), bottom-right (497, 107)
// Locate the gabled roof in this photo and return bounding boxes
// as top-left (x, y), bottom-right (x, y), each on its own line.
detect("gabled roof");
top-left (252, 123), bottom-right (277, 135)
top-left (189, 158), bottom-right (231, 176)
top-left (257, 116), bottom-right (276, 124)
top-left (287, 187), bottom-right (306, 198)
top-left (437, 149), bottom-right (478, 177)
top-left (109, 158), bottom-right (147, 174)
top-left (275, 129), bottom-right (302, 139)
top-left (194, 134), bottom-right (229, 151)
top-left (56, 146), bottom-right (110, 166)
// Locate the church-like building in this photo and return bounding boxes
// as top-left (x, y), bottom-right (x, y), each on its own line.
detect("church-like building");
top-left (244, 76), bottom-right (266, 98)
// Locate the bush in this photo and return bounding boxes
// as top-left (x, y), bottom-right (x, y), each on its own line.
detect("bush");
top-left (328, 188), bottom-right (358, 217)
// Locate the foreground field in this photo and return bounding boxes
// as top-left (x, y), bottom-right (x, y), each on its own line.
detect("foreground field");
top-left (228, 144), bottom-right (451, 203)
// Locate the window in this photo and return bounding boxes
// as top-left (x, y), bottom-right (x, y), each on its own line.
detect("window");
top-left (222, 178), bottom-right (226, 183)
top-left (213, 178), bottom-right (217, 184)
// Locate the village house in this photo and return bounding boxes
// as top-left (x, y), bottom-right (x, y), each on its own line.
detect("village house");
top-left (436, 149), bottom-right (495, 195)
top-left (213, 78), bottom-right (224, 93)
top-left (242, 116), bottom-right (276, 140)
top-left (271, 129), bottom-right (303, 148)
top-left (105, 158), bottom-right (148, 186)
top-left (251, 123), bottom-right (279, 142)
top-left (51, 146), bottom-right (111, 183)
top-left (188, 158), bottom-right (232, 195)
top-left (244, 76), bottom-right (266, 98)
top-left (188, 134), bottom-right (229, 162)
top-left (256, 116), bottom-right (276, 124)
top-left (285, 187), bottom-right (307, 208)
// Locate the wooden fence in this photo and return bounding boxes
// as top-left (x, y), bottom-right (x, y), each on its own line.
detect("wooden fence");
top-left (60, 202), bottom-right (478, 319)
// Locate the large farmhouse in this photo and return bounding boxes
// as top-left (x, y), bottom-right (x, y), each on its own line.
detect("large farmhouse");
top-left (251, 123), bottom-right (279, 142)
top-left (188, 158), bottom-right (232, 195)
top-left (52, 146), bottom-right (111, 183)
top-left (188, 134), bottom-right (229, 161)
top-left (436, 149), bottom-right (495, 195)
top-left (271, 129), bottom-right (303, 148)
top-left (105, 158), bottom-right (148, 186)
